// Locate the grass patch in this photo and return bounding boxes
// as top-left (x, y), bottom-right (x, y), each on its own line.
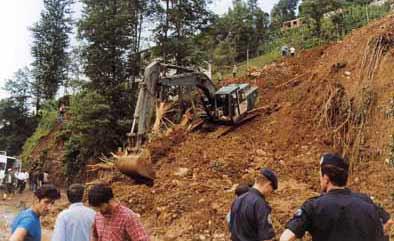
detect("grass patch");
top-left (214, 50), bottom-right (281, 81)
top-left (20, 101), bottom-right (58, 164)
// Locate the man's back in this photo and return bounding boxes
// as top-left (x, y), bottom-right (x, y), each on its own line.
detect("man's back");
top-left (230, 188), bottom-right (275, 241)
top-left (286, 188), bottom-right (384, 241)
top-left (52, 203), bottom-right (95, 241)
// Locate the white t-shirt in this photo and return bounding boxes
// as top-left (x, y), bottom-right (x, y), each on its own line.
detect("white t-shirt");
top-left (15, 172), bottom-right (24, 180)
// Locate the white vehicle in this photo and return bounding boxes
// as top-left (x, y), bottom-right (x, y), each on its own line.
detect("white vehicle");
top-left (0, 152), bottom-right (21, 184)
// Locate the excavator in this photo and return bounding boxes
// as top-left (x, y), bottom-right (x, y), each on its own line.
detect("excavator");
top-left (115, 60), bottom-right (259, 180)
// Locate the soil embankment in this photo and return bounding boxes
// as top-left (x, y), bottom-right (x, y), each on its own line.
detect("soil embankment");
top-left (24, 13), bottom-right (394, 240)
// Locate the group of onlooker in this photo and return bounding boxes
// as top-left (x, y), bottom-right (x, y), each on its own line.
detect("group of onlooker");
top-left (1, 169), bottom-right (29, 199)
top-left (9, 183), bottom-right (149, 241)
top-left (29, 170), bottom-right (49, 192)
top-left (0, 168), bottom-right (50, 200)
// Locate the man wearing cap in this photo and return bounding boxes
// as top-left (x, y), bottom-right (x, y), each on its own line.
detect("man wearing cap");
top-left (229, 168), bottom-right (278, 241)
top-left (280, 153), bottom-right (393, 241)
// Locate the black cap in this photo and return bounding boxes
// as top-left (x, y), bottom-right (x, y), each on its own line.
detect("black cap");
top-left (320, 153), bottom-right (349, 170)
top-left (260, 168), bottom-right (278, 190)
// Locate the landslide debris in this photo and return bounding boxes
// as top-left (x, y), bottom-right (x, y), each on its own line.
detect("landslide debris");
top-left (32, 14), bottom-right (394, 240)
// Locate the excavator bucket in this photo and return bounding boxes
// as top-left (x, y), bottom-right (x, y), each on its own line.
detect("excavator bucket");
top-left (113, 149), bottom-right (155, 180)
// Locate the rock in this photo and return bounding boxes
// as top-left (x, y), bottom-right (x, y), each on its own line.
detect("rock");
top-left (354, 177), bottom-right (360, 183)
top-left (199, 234), bottom-right (206, 240)
top-left (175, 167), bottom-right (189, 177)
top-left (256, 149), bottom-right (266, 156)
top-left (210, 202), bottom-right (221, 211)
top-left (213, 233), bottom-right (225, 239)
top-left (344, 71), bottom-right (351, 76)
top-left (163, 229), bottom-right (183, 241)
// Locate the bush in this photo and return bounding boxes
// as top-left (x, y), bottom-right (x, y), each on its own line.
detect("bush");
top-left (21, 101), bottom-right (58, 164)
top-left (62, 90), bottom-right (123, 180)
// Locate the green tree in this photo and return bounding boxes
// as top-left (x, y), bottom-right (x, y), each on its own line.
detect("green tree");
top-left (30, 0), bottom-right (74, 103)
top-left (0, 99), bottom-right (37, 156)
top-left (154, 0), bottom-right (214, 65)
top-left (213, 40), bottom-right (237, 68)
top-left (209, 1), bottom-right (269, 62)
top-left (271, 0), bottom-right (300, 28)
top-left (300, 0), bottom-right (342, 37)
top-left (4, 67), bottom-right (32, 111)
top-left (68, 0), bottom-right (157, 179)
top-left (78, 0), bottom-right (155, 91)
top-left (63, 90), bottom-right (114, 180)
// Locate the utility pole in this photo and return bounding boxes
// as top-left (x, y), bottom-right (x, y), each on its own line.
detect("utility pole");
top-left (247, 48), bottom-right (250, 71)
top-left (366, 4), bottom-right (370, 23)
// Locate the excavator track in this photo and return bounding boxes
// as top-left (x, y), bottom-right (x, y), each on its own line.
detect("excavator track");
top-left (213, 113), bottom-right (260, 138)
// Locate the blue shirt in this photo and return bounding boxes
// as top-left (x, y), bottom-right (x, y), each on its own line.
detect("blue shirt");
top-left (11, 208), bottom-right (41, 241)
top-left (51, 202), bottom-right (96, 241)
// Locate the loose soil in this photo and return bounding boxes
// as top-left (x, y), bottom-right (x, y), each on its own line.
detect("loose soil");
top-left (23, 13), bottom-right (394, 241)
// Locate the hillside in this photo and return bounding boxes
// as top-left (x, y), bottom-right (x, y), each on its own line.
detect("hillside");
top-left (31, 13), bottom-right (394, 240)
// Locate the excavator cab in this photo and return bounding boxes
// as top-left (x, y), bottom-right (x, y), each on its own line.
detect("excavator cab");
top-left (214, 84), bottom-right (258, 123)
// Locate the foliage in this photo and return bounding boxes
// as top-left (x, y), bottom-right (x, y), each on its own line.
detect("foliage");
top-left (213, 40), bottom-right (237, 69)
top-left (78, 0), bottom-right (145, 91)
top-left (4, 67), bottom-right (33, 111)
top-left (74, 0), bottom-right (143, 181)
top-left (153, 0), bottom-right (214, 65)
top-left (0, 68), bottom-right (38, 157)
top-left (300, 0), bottom-right (342, 37)
top-left (271, 0), bottom-right (300, 28)
top-left (20, 101), bottom-right (58, 163)
top-left (62, 90), bottom-right (120, 180)
top-left (205, 0), bottom-right (270, 74)
top-left (218, 1), bottom-right (390, 78)
top-left (0, 99), bottom-right (37, 157)
top-left (30, 0), bottom-right (74, 105)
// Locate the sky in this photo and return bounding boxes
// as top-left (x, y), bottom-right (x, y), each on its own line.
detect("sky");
top-left (0, 0), bottom-right (278, 99)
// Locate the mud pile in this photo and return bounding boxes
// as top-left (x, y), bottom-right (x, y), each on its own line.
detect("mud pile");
top-left (110, 14), bottom-right (394, 240)
top-left (30, 14), bottom-right (394, 240)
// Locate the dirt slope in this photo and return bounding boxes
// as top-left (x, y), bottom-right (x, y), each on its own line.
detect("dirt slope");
top-left (29, 14), bottom-right (394, 240)
top-left (110, 14), bottom-right (394, 240)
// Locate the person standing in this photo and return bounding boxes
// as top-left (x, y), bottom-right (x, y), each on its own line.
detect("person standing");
top-left (22, 171), bottom-right (29, 192)
top-left (9, 184), bottom-right (61, 241)
top-left (4, 168), bottom-right (15, 198)
top-left (52, 184), bottom-right (95, 241)
top-left (229, 168), bottom-right (278, 241)
top-left (37, 171), bottom-right (44, 189)
top-left (226, 183), bottom-right (252, 227)
top-left (232, 64), bottom-right (238, 78)
top-left (280, 153), bottom-right (393, 241)
top-left (30, 170), bottom-right (39, 192)
top-left (88, 184), bottom-right (149, 241)
top-left (290, 47), bottom-right (296, 57)
top-left (15, 170), bottom-right (26, 194)
top-left (58, 103), bottom-right (65, 122)
top-left (281, 45), bottom-right (289, 56)
top-left (43, 171), bottom-right (49, 185)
